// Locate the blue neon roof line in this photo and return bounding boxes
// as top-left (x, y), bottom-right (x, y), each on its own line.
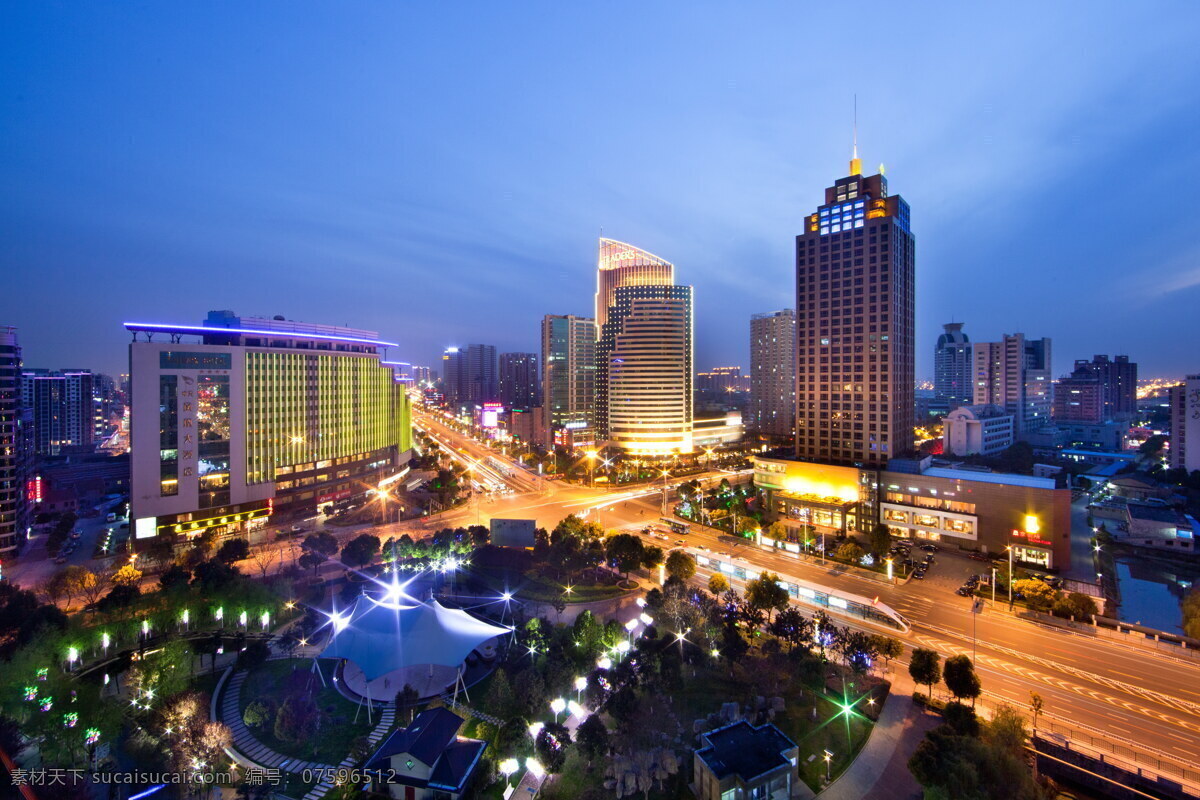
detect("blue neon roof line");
top-left (123, 322), bottom-right (398, 348)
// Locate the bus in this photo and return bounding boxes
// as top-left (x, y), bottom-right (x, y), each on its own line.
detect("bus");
top-left (661, 517), bottom-right (689, 536)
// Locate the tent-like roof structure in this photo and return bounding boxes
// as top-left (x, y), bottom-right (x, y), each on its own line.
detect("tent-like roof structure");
top-left (319, 585), bottom-right (510, 682)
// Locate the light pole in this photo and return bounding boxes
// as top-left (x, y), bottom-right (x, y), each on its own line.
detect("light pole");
top-left (991, 567), bottom-right (997, 606)
top-left (1007, 545), bottom-right (1014, 609)
top-left (585, 450), bottom-right (597, 488)
top-left (660, 469), bottom-right (670, 516)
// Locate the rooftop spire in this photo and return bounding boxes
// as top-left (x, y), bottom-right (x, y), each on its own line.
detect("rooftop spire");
top-left (849, 94), bottom-right (861, 176)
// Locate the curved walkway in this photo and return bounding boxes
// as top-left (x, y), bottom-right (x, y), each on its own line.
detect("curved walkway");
top-left (814, 672), bottom-right (935, 800)
top-left (216, 657), bottom-right (395, 800)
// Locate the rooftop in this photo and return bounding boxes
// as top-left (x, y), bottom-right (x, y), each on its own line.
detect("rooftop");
top-left (921, 467), bottom-right (1056, 490)
top-left (695, 721), bottom-right (795, 782)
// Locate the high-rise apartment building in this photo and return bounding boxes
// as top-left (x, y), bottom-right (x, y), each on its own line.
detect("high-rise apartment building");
top-left (411, 365), bottom-right (435, 385)
top-left (1072, 355), bottom-right (1137, 421)
top-left (603, 285), bottom-right (694, 456)
top-left (541, 315), bottom-right (596, 449)
top-left (1170, 376), bottom-right (1200, 473)
top-left (1052, 371), bottom-right (1102, 423)
top-left (696, 367), bottom-right (747, 394)
top-left (0, 326), bottom-right (32, 554)
top-left (21, 369), bottom-right (96, 457)
top-left (442, 344), bottom-right (497, 412)
top-left (750, 310), bottom-right (796, 438)
top-left (794, 153), bottom-right (915, 466)
top-left (92, 372), bottom-right (121, 442)
top-left (128, 311), bottom-right (411, 546)
top-left (934, 322), bottom-right (973, 409)
top-left (972, 334), bottom-right (1052, 439)
top-left (498, 353), bottom-right (540, 409)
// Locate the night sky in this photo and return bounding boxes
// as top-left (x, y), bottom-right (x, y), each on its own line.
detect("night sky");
top-left (3, 3), bottom-right (1199, 380)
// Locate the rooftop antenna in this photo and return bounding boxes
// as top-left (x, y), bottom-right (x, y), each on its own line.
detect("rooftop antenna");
top-left (849, 94), bottom-right (862, 176)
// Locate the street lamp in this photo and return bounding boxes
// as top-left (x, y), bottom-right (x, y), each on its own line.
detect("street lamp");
top-left (585, 450), bottom-right (597, 487)
top-left (1006, 545), bottom-right (1015, 609)
top-left (823, 750), bottom-right (833, 782)
top-left (574, 676), bottom-right (587, 700)
top-left (499, 758), bottom-right (519, 783)
top-left (528, 721), bottom-right (544, 739)
top-left (550, 697), bottom-right (566, 722)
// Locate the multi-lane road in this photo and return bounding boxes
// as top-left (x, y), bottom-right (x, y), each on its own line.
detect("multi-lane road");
top-left (413, 409), bottom-right (1200, 772)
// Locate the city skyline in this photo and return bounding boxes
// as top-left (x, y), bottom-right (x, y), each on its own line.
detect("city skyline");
top-left (4, 4), bottom-right (1200, 379)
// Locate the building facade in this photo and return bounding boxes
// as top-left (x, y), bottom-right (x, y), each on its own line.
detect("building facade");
top-left (0, 326), bottom-right (32, 554)
top-left (754, 455), bottom-right (1071, 569)
top-left (942, 404), bottom-right (1014, 456)
top-left (696, 366), bottom-right (747, 394)
top-left (934, 322), bottom-right (973, 409)
top-left (1170, 376), bottom-right (1200, 472)
top-left (22, 369), bottom-right (96, 457)
top-left (794, 156), bottom-right (915, 466)
top-left (693, 721), bottom-right (799, 800)
top-left (497, 352), bottom-right (539, 409)
top-left (603, 284), bottom-right (694, 456)
top-left (441, 344), bottom-right (497, 413)
top-left (1053, 371), bottom-right (1102, 423)
top-left (973, 334), bottom-right (1052, 440)
top-left (540, 314), bottom-right (596, 448)
top-left (750, 309), bottom-right (796, 438)
top-left (128, 313), bottom-right (411, 546)
top-left (1067, 355), bottom-right (1137, 422)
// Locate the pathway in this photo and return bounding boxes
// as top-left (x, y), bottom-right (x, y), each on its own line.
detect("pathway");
top-left (215, 658), bottom-right (396, 800)
top-left (814, 672), bottom-right (934, 800)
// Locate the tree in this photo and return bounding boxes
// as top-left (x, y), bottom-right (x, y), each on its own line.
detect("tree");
top-left (641, 545), bottom-right (665, 571)
top-left (606, 534), bottom-right (645, 579)
top-left (111, 563), bottom-right (143, 586)
top-left (942, 701), bottom-right (980, 736)
top-left (871, 635), bottom-right (904, 671)
top-left (142, 535), bottom-right (177, 569)
top-left (1011, 579), bottom-right (1058, 613)
top-left (868, 523), bottom-right (891, 558)
top-left (552, 593), bottom-right (567, 621)
top-left (1029, 691), bottom-right (1044, 731)
top-left (431, 468), bottom-right (461, 507)
top-left (341, 534), bottom-right (381, 568)
top-left (243, 700), bottom-right (274, 729)
top-left (1054, 591), bottom-right (1098, 619)
top-left (768, 606), bottom-right (810, 652)
top-left (193, 558), bottom-right (239, 592)
top-left (576, 712), bottom-right (610, 767)
top-left (298, 551), bottom-right (326, 573)
top-left (46, 568), bottom-right (78, 607)
top-left (303, 532), bottom-right (340, 558)
top-left (158, 564), bottom-right (192, 593)
top-left (77, 568), bottom-right (107, 606)
top-left (217, 537), bottom-right (251, 564)
top-left (986, 703), bottom-right (1027, 753)
top-left (744, 572), bottom-right (789, 622)
top-left (707, 573), bottom-right (729, 596)
top-left (274, 693), bottom-right (319, 743)
top-left (238, 639), bottom-right (272, 671)
top-left (664, 551), bottom-right (695, 582)
top-left (834, 541), bottom-right (865, 564)
top-left (98, 583), bottom-right (141, 613)
top-left (248, 546), bottom-right (281, 579)
top-left (395, 684), bottom-right (420, 724)
top-left (942, 654), bottom-right (982, 707)
top-left (766, 520), bottom-right (788, 543)
top-left (535, 722), bottom-right (571, 773)
top-left (908, 648), bottom-right (941, 698)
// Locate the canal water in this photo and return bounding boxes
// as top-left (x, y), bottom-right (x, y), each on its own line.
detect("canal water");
top-left (1114, 555), bottom-right (1200, 634)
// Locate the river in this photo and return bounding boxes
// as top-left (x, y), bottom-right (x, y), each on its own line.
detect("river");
top-left (1114, 554), bottom-right (1200, 634)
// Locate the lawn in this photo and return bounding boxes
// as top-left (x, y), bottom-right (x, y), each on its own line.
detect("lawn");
top-left (473, 566), bottom-right (629, 604)
top-left (237, 658), bottom-right (377, 766)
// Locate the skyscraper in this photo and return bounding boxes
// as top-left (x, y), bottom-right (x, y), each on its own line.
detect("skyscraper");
top-left (696, 367), bottom-right (747, 395)
top-left (21, 369), bottom-right (96, 456)
top-left (794, 152), bottom-right (915, 466)
top-left (1072, 355), bottom-right (1137, 421)
top-left (750, 310), bottom-right (796, 438)
top-left (934, 322), bottom-right (973, 409)
top-left (604, 284), bottom-right (694, 456)
top-left (1170, 377), bottom-right (1199, 472)
top-left (0, 326), bottom-right (32, 554)
top-left (127, 312), bottom-right (411, 546)
top-left (972, 334), bottom-right (1052, 439)
top-left (442, 344), bottom-right (497, 412)
top-left (541, 314), bottom-right (596, 447)
top-left (594, 239), bottom-right (679, 444)
top-left (498, 353), bottom-right (540, 409)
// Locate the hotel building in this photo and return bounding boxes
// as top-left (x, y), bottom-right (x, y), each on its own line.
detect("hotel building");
top-left (541, 314), bottom-right (596, 448)
top-left (0, 326), bottom-right (32, 554)
top-left (128, 311), bottom-right (411, 545)
top-left (794, 152), bottom-right (915, 466)
top-left (972, 333), bottom-right (1052, 440)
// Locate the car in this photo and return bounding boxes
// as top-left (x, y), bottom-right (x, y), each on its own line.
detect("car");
top-left (676, 539), bottom-right (685, 546)
top-left (913, 570), bottom-right (927, 580)
top-left (290, 524), bottom-right (307, 534)
top-left (956, 586), bottom-right (974, 596)
top-left (1044, 576), bottom-right (1062, 587)
top-left (69, 530), bottom-right (81, 540)
top-left (920, 543), bottom-right (939, 553)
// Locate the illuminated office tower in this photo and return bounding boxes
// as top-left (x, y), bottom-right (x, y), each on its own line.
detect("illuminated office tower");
top-left (972, 333), bottom-right (1052, 439)
top-left (127, 311), bottom-right (411, 547)
top-left (794, 150), bottom-right (915, 466)
top-left (750, 310), bottom-right (796, 438)
top-left (934, 322), bottom-right (973, 410)
top-left (21, 369), bottom-right (96, 456)
top-left (541, 314), bottom-right (596, 447)
top-left (603, 285), bottom-right (694, 456)
top-left (594, 238), bottom-right (677, 443)
top-left (0, 326), bottom-right (32, 554)
top-left (442, 344), bottom-right (497, 413)
top-left (499, 352), bottom-right (540, 409)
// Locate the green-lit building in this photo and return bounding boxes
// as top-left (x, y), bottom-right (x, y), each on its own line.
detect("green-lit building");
top-left (128, 311), bottom-right (411, 545)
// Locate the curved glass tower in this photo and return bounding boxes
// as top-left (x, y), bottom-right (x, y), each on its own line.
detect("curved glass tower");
top-left (595, 238), bottom-right (674, 330)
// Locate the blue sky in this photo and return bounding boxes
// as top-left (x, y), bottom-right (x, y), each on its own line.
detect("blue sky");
top-left (3, 2), bottom-right (1199, 380)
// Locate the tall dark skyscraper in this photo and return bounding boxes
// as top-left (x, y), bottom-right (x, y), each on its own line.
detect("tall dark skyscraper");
top-left (934, 322), bottom-right (972, 409)
top-left (794, 150), bottom-right (915, 466)
top-left (21, 368), bottom-right (96, 456)
top-left (442, 344), bottom-right (497, 412)
top-left (0, 326), bottom-right (31, 554)
top-left (498, 352), bottom-right (540, 409)
top-left (1070, 355), bottom-right (1137, 421)
top-left (541, 314), bottom-right (596, 447)
top-left (750, 310), bottom-right (796, 438)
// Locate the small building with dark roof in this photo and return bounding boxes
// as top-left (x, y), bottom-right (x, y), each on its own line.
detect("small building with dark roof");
top-left (693, 720), bottom-right (798, 800)
top-left (365, 707), bottom-right (487, 800)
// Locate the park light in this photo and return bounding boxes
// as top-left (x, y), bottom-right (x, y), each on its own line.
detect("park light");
top-left (528, 721), bottom-right (544, 738)
top-left (624, 619), bottom-right (638, 633)
top-left (567, 699), bottom-right (584, 718)
top-left (596, 656), bottom-right (612, 670)
top-left (867, 697), bottom-right (876, 707)
top-left (501, 591), bottom-right (512, 601)
top-left (710, 648), bottom-right (720, 658)
top-left (215, 606), bottom-right (223, 622)
top-left (260, 611), bottom-right (270, 630)
top-left (616, 640), bottom-right (630, 654)
top-left (575, 676), bottom-right (588, 692)
top-left (550, 697), bottom-right (566, 721)
top-left (141, 619), bottom-right (150, 636)
top-left (564, 585), bottom-right (573, 596)
top-left (181, 609), bottom-right (189, 628)
top-left (635, 597), bottom-right (647, 608)
top-left (239, 610), bottom-right (248, 628)
top-left (66, 646), bottom-right (79, 666)
top-left (526, 757), bottom-right (545, 778)
top-left (639, 613), bottom-right (654, 626)
top-left (329, 611), bottom-right (349, 634)
top-left (100, 632), bottom-right (110, 653)
top-left (499, 758), bottom-right (519, 779)
top-left (285, 601), bottom-right (296, 610)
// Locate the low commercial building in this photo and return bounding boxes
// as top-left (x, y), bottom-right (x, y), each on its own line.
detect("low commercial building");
top-left (1119, 504), bottom-right (1196, 553)
top-left (693, 721), bottom-right (798, 800)
top-left (693, 411), bottom-right (745, 448)
top-left (941, 404), bottom-right (1014, 456)
top-left (128, 311), bottom-right (411, 547)
top-left (754, 455), bottom-right (1071, 570)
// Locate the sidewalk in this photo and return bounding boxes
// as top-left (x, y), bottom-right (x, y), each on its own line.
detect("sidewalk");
top-left (814, 671), bottom-right (935, 800)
